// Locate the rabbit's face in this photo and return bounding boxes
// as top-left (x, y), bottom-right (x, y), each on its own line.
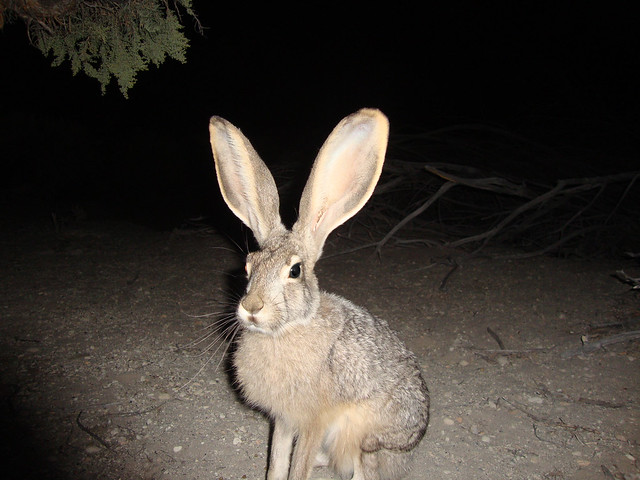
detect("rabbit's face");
top-left (237, 232), bottom-right (320, 336)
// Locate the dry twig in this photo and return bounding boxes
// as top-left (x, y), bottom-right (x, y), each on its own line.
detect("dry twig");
top-left (76, 411), bottom-right (112, 450)
top-left (368, 155), bottom-right (639, 258)
top-left (562, 330), bottom-right (640, 358)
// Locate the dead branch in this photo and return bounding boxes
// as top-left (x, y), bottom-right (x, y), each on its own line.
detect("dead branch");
top-left (448, 180), bottom-right (568, 249)
top-left (562, 330), bottom-right (640, 358)
top-left (473, 347), bottom-right (551, 361)
top-left (498, 396), bottom-right (600, 434)
top-left (438, 257), bottom-right (459, 291)
top-left (424, 164), bottom-right (536, 199)
top-left (486, 327), bottom-right (506, 349)
top-left (375, 181), bottom-right (456, 254)
top-left (370, 156), bottom-right (639, 257)
top-left (614, 270), bottom-right (640, 289)
top-left (76, 411), bottom-right (112, 450)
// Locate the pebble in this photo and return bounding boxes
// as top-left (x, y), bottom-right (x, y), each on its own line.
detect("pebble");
top-left (443, 418), bottom-right (455, 426)
top-left (233, 436), bottom-right (242, 445)
top-left (497, 356), bottom-right (509, 367)
top-left (173, 446), bottom-right (183, 453)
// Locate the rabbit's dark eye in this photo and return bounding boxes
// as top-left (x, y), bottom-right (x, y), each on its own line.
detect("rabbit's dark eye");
top-left (289, 262), bottom-right (302, 279)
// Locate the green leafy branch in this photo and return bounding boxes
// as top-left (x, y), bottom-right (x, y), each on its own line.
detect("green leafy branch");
top-left (2, 0), bottom-right (200, 97)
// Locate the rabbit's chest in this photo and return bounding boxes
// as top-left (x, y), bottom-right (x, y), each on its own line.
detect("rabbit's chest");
top-left (233, 330), bottom-right (331, 421)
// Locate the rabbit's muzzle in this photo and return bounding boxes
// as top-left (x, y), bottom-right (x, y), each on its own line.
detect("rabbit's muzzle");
top-left (238, 293), bottom-right (270, 331)
top-left (241, 293), bottom-right (264, 317)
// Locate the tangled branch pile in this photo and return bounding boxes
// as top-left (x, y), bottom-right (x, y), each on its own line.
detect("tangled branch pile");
top-left (357, 125), bottom-right (639, 259)
top-left (1, 0), bottom-right (198, 96)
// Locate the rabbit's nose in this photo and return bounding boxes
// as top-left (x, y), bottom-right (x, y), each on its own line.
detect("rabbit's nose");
top-left (242, 294), bottom-right (264, 315)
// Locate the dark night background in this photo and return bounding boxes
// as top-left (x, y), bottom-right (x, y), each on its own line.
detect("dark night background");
top-left (1, 2), bottom-right (638, 231)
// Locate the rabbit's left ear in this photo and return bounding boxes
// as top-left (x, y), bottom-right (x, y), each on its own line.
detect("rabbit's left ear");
top-left (294, 108), bottom-right (389, 258)
top-left (209, 116), bottom-right (284, 246)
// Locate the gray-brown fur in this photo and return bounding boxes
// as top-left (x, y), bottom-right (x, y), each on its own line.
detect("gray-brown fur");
top-left (209, 109), bottom-right (429, 480)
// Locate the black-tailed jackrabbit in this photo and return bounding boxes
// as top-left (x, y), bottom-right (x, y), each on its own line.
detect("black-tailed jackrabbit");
top-left (209, 109), bottom-right (429, 480)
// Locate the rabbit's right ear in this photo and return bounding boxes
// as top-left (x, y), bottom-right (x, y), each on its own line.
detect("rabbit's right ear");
top-left (209, 117), bottom-right (284, 246)
top-left (294, 109), bottom-right (389, 259)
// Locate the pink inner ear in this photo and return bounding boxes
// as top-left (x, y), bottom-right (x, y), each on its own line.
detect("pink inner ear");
top-left (331, 159), bottom-right (358, 202)
top-left (313, 161), bottom-right (359, 236)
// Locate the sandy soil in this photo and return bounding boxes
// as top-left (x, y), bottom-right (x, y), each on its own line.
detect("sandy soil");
top-left (1, 218), bottom-right (638, 480)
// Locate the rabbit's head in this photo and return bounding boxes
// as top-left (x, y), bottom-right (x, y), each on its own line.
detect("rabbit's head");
top-left (209, 109), bottom-right (389, 335)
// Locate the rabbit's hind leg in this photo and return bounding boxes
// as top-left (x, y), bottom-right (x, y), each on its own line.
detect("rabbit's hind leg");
top-left (372, 449), bottom-right (414, 480)
top-left (357, 449), bottom-right (413, 480)
top-left (355, 452), bottom-right (381, 480)
top-left (289, 425), bottom-right (325, 480)
top-left (321, 404), bottom-right (375, 480)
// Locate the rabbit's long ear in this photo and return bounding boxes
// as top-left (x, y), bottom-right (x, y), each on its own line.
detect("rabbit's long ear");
top-left (295, 109), bottom-right (389, 258)
top-left (209, 117), bottom-right (284, 246)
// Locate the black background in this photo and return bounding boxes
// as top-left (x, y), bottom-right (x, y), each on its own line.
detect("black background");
top-left (1, 2), bottom-right (638, 229)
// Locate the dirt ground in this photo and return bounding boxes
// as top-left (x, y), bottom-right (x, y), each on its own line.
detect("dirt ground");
top-left (1, 217), bottom-right (639, 480)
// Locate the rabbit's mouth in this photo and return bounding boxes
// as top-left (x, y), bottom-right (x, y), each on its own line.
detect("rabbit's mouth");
top-left (237, 303), bottom-right (279, 335)
top-left (242, 321), bottom-right (273, 335)
top-left (237, 304), bottom-right (307, 337)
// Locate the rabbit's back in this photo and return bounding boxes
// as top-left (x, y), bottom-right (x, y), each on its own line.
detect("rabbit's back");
top-left (326, 294), bottom-right (429, 451)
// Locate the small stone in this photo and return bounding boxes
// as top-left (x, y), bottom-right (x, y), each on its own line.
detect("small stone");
top-left (443, 418), bottom-right (455, 426)
top-left (496, 356), bottom-right (509, 367)
top-left (233, 436), bottom-right (242, 445)
top-left (173, 446), bottom-right (183, 453)
top-left (481, 435), bottom-right (491, 443)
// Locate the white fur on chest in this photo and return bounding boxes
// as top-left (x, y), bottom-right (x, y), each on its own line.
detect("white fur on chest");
top-left (233, 322), bottom-right (334, 425)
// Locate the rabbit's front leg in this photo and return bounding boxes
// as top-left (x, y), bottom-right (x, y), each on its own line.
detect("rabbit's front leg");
top-left (267, 419), bottom-right (295, 480)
